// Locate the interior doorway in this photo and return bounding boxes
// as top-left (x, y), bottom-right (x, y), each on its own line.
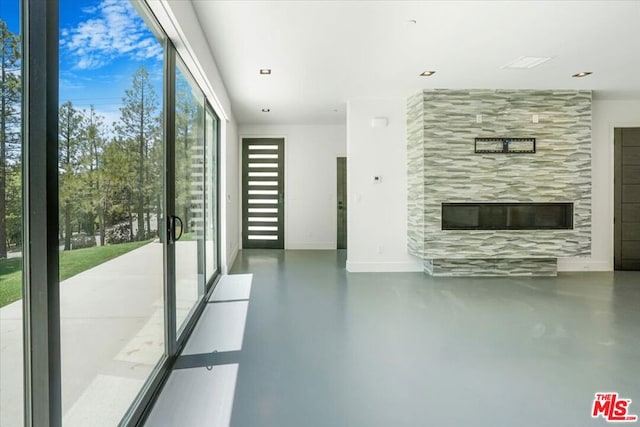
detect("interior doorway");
top-left (242, 138), bottom-right (285, 249)
top-left (337, 157), bottom-right (347, 249)
top-left (614, 127), bottom-right (640, 270)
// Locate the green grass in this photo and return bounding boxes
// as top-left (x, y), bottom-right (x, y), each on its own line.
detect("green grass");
top-left (180, 232), bottom-right (198, 241)
top-left (0, 240), bottom-right (152, 308)
top-left (0, 258), bottom-right (22, 308)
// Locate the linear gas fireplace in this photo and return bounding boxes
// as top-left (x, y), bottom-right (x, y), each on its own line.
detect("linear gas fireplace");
top-left (442, 203), bottom-right (573, 230)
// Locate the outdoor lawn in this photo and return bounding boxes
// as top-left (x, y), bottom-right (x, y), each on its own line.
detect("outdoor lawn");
top-left (0, 240), bottom-right (152, 308)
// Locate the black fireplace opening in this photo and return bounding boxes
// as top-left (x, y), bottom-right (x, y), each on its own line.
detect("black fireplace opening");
top-left (442, 203), bottom-right (574, 230)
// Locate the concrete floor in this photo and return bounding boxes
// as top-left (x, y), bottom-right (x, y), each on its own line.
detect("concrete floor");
top-left (145, 249), bottom-right (640, 427)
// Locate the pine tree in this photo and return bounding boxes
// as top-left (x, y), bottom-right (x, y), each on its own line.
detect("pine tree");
top-left (58, 101), bottom-right (83, 250)
top-left (116, 66), bottom-right (159, 241)
top-left (102, 136), bottom-right (138, 243)
top-left (82, 105), bottom-right (106, 245)
top-left (0, 20), bottom-right (21, 259)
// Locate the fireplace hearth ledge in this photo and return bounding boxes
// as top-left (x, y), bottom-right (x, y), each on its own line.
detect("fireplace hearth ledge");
top-left (424, 258), bottom-right (558, 277)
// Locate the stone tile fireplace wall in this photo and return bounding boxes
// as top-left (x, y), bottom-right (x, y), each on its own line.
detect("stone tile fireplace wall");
top-left (407, 89), bottom-right (592, 276)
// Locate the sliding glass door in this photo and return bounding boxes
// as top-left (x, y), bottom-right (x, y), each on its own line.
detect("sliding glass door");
top-left (58, 1), bottom-right (167, 425)
top-left (4, 1), bottom-right (223, 425)
top-left (171, 59), bottom-right (221, 336)
top-left (173, 60), bottom-right (206, 334)
top-left (0, 2), bottom-right (24, 425)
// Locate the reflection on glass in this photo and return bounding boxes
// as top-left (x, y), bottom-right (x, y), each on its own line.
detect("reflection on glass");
top-left (58, 1), bottom-right (165, 424)
top-left (205, 107), bottom-right (218, 281)
top-left (0, 3), bottom-right (23, 425)
top-left (175, 62), bottom-right (205, 333)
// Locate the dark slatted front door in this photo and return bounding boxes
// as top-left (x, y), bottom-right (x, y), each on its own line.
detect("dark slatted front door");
top-left (615, 128), bottom-right (640, 270)
top-left (337, 157), bottom-right (347, 249)
top-left (242, 138), bottom-right (284, 249)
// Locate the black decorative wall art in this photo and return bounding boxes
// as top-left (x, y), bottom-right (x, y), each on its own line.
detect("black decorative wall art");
top-left (474, 137), bottom-right (536, 153)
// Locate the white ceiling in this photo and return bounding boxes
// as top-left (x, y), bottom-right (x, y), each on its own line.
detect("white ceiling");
top-left (191, 0), bottom-right (640, 125)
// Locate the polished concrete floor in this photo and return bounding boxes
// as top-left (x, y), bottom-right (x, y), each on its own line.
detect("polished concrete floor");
top-left (146, 250), bottom-right (640, 427)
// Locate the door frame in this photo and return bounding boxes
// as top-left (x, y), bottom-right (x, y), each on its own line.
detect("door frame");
top-left (609, 122), bottom-right (640, 270)
top-left (204, 102), bottom-right (222, 286)
top-left (613, 125), bottom-right (640, 270)
top-left (239, 135), bottom-right (288, 249)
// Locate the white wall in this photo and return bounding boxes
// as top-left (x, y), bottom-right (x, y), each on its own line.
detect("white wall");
top-left (346, 98), bottom-right (423, 272)
top-left (224, 118), bottom-right (240, 271)
top-left (239, 125), bottom-right (346, 250)
top-left (148, 0), bottom-right (240, 272)
top-left (559, 99), bottom-right (640, 272)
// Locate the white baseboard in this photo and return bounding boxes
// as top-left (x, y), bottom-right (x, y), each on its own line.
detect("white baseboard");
top-left (286, 242), bottom-right (336, 250)
top-left (346, 260), bottom-right (424, 273)
top-left (557, 259), bottom-right (612, 272)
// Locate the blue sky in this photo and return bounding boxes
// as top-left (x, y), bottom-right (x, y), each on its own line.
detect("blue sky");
top-left (1, 0), bottom-right (163, 129)
top-left (0, 0), bottom-right (19, 33)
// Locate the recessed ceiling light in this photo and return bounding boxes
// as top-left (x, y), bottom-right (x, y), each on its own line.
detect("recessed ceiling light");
top-left (420, 71), bottom-right (436, 77)
top-left (502, 56), bottom-right (552, 69)
top-left (261, 108), bottom-right (270, 112)
top-left (572, 71), bottom-right (592, 78)
top-left (259, 69), bottom-right (271, 75)
top-left (408, 19), bottom-right (417, 24)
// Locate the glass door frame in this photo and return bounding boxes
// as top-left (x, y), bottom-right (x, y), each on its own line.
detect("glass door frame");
top-left (18, 0), bottom-right (224, 425)
top-left (204, 102), bottom-right (222, 288)
top-left (170, 53), bottom-right (221, 343)
top-left (129, 37), bottom-right (224, 427)
top-left (21, 0), bottom-right (62, 425)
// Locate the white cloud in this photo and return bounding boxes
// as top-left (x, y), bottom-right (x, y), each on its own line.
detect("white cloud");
top-left (59, 77), bottom-right (86, 90)
top-left (61, 0), bottom-right (163, 70)
top-left (76, 55), bottom-right (109, 70)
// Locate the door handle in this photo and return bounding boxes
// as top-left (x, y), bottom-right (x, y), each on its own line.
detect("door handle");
top-left (174, 216), bottom-right (184, 241)
top-left (167, 215), bottom-right (184, 244)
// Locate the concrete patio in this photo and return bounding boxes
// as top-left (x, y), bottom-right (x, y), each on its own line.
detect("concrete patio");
top-left (0, 240), bottom-right (200, 427)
